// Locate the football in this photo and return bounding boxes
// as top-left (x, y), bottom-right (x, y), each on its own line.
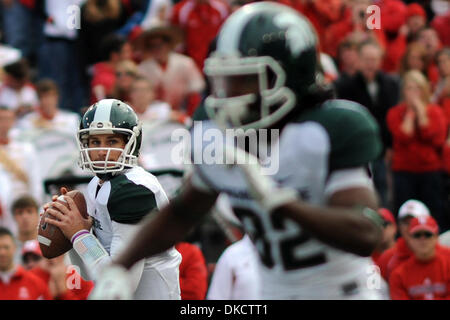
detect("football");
top-left (38, 190), bottom-right (88, 259)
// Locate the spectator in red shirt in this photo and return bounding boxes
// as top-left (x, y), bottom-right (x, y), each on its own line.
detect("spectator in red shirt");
top-left (431, 10), bottom-right (450, 47)
top-left (372, 208), bottom-right (397, 265)
top-left (171, 0), bottom-right (229, 71)
top-left (21, 240), bottom-right (43, 270)
top-left (386, 70), bottom-right (447, 229)
top-left (377, 199), bottom-right (431, 281)
top-left (90, 34), bottom-right (132, 104)
top-left (389, 216), bottom-right (450, 300)
top-left (31, 254), bottom-right (94, 300)
top-left (280, 0), bottom-right (347, 53)
top-left (322, 0), bottom-right (386, 59)
top-left (0, 227), bottom-right (51, 300)
top-left (21, 239), bottom-right (94, 300)
top-left (416, 27), bottom-right (442, 88)
top-left (379, 0), bottom-right (408, 73)
top-left (404, 3), bottom-right (427, 43)
top-left (175, 242), bottom-right (208, 300)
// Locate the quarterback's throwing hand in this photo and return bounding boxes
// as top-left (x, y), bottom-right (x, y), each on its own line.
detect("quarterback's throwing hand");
top-left (89, 264), bottom-right (133, 300)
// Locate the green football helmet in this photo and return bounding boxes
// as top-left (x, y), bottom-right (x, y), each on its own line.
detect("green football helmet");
top-left (77, 99), bottom-right (142, 174)
top-left (204, 2), bottom-right (319, 130)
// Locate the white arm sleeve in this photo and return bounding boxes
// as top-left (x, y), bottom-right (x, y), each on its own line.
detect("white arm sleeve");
top-left (72, 222), bottom-right (145, 294)
top-left (324, 167), bottom-right (374, 201)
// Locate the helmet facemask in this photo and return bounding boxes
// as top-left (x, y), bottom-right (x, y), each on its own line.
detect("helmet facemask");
top-left (204, 54), bottom-right (296, 130)
top-left (77, 122), bottom-right (140, 175)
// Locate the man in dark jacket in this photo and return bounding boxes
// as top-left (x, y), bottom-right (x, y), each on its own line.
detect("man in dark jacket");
top-left (334, 39), bottom-right (400, 208)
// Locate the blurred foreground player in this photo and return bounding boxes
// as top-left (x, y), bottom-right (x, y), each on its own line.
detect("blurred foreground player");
top-left (91, 3), bottom-right (384, 299)
top-left (45, 99), bottom-right (181, 299)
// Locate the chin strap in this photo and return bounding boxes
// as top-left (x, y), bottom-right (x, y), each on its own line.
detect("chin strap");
top-left (96, 173), bottom-right (115, 181)
top-left (96, 168), bottom-right (132, 181)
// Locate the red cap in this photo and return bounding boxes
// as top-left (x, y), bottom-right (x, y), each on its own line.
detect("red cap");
top-left (128, 25), bottom-right (143, 43)
top-left (380, 0), bottom-right (407, 33)
top-left (378, 208), bottom-right (396, 226)
top-left (407, 3), bottom-right (426, 19)
top-left (409, 216), bottom-right (439, 234)
top-left (21, 240), bottom-right (42, 257)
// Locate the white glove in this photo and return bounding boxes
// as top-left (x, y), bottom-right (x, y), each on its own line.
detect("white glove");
top-left (89, 264), bottom-right (133, 300)
top-left (226, 146), bottom-right (298, 212)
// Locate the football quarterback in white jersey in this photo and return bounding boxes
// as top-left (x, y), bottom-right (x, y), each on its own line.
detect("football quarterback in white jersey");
top-left (91, 3), bottom-right (385, 299)
top-left (44, 99), bottom-right (181, 299)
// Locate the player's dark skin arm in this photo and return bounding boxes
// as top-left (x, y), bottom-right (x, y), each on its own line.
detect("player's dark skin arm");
top-left (273, 186), bottom-right (382, 257)
top-left (115, 179), bottom-right (218, 270)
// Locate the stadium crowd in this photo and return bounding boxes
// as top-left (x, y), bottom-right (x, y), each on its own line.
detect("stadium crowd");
top-left (0, 0), bottom-right (449, 300)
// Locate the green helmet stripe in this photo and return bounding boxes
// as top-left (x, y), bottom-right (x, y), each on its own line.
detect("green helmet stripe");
top-left (93, 99), bottom-right (114, 123)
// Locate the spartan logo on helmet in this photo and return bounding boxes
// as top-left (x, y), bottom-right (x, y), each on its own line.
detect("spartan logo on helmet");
top-left (203, 2), bottom-right (319, 131)
top-left (273, 12), bottom-right (317, 58)
top-left (77, 99), bottom-right (142, 175)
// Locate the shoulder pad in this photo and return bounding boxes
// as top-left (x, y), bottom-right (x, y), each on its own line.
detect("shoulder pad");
top-left (108, 175), bottom-right (158, 224)
top-left (296, 99), bottom-right (383, 170)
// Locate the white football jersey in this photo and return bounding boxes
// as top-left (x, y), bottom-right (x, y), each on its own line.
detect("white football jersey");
top-left (71, 166), bottom-right (181, 299)
top-left (190, 100), bottom-right (385, 299)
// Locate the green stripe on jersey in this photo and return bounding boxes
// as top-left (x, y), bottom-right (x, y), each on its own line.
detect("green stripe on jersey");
top-left (108, 174), bottom-right (158, 224)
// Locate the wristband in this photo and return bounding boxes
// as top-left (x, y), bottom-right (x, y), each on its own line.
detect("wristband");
top-left (71, 229), bottom-right (90, 244)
